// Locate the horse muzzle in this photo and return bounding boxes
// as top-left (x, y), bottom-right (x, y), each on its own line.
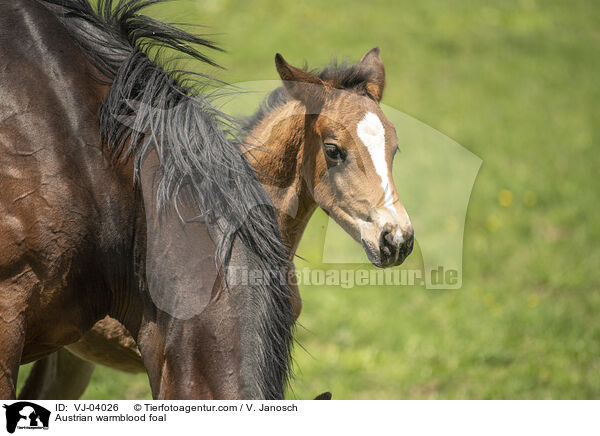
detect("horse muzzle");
top-left (361, 222), bottom-right (414, 268)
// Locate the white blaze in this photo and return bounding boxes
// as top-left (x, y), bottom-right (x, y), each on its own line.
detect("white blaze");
top-left (356, 111), bottom-right (397, 219)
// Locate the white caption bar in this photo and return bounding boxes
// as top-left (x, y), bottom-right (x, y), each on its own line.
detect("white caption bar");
top-left (1, 400), bottom-right (597, 435)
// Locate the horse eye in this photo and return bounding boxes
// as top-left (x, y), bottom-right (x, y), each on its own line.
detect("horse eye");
top-left (324, 143), bottom-right (344, 161)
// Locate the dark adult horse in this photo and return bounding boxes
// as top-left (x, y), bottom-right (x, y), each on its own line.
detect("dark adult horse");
top-left (0, 0), bottom-right (295, 399)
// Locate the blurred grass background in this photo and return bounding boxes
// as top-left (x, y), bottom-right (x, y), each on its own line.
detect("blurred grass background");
top-left (19, 0), bottom-right (600, 399)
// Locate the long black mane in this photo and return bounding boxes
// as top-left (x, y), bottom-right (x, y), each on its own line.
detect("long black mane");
top-left (38, 0), bottom-right (293, 399)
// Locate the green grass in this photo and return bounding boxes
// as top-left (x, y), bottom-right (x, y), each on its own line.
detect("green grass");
top-left (19, 0), bottom-right (600, 399)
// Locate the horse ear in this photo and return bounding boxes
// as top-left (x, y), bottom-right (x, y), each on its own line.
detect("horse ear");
top-left (359, 47), bottom-right (385, 102)
top-left (275, 53), bottom-right (327, 108)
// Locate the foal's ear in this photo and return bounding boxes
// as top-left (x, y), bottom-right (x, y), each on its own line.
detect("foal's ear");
top-left (358, 47), bottom-right (386, 102)
top-left (275, 53), bottom-right (327, 108)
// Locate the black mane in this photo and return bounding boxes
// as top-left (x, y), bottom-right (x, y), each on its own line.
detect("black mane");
top-left (244, 60), bottom-right (375, 134)
top-left (38, 0), bottom-right (293, 399)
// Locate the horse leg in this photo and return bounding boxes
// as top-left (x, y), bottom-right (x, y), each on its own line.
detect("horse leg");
top-left (0, 279), bottom-right (29, 399)
top-left (135, 262), bottom-right (291, 399)
top-left (136, 307), bottom-right (238, 399)
top-left (18, 349), bottom-right (95, 400)
top-left (0, 321), bottom-right (25, 399)
top-left (135, 276), bottom-right (259, 399)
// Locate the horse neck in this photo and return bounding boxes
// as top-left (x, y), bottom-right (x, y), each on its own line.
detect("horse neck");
top-left (246, 101), bottom-right (318, 257)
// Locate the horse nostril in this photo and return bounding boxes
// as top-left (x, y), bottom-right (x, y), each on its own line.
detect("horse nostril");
top-left (403, 228), bottom-right (415, 252)
top-left (384, 230), bottom-right (395, 246)
top-left (379, 224), bottom-right (397, 257)
top-left (379, 225), bottom-right (413, 265)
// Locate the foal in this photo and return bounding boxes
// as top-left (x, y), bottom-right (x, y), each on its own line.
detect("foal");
top-left (20, 48), bottom-right (414, 399)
